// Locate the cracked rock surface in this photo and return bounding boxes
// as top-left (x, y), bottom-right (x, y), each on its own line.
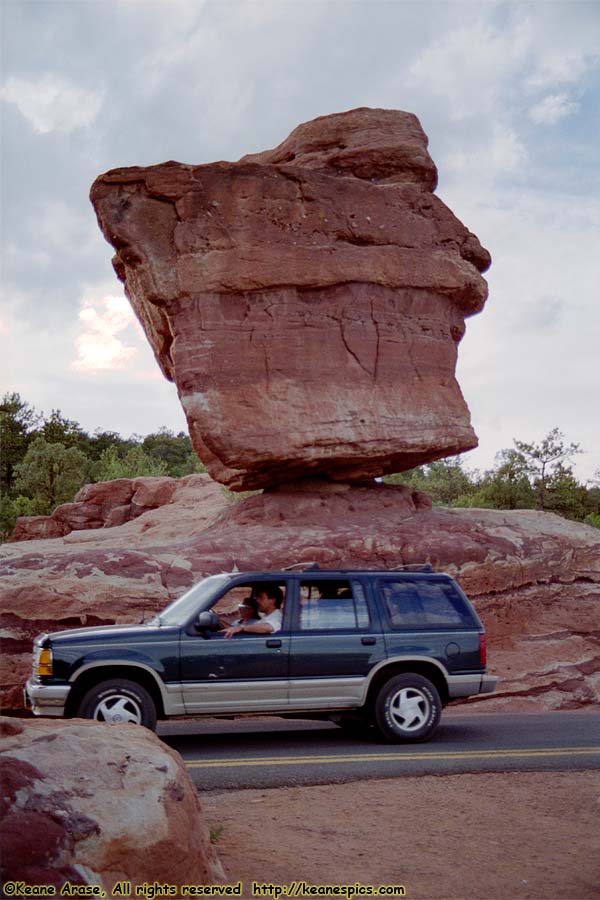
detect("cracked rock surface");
top-left (91, 108), bottom-right (491, 490)
top-left (0, 717), bottom-right (223, 891)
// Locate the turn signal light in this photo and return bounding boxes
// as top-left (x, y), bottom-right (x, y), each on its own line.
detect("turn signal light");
top-left (479, 633), bottom-right (487, 667)
top-left (36, 648), bottom-right (53, 676)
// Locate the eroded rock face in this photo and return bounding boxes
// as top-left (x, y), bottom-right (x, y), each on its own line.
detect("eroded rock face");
top-left (91, 108), bottom-right (491, 490)
top-left (0, 717), bottom-right (224, 891)
top-left (12, 475), bottom-right (185, 541)
top-left (1, 478), bottom-right (598, 714)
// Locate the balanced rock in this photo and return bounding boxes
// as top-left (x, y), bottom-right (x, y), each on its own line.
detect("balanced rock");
top-left (91, 108), bottom-right (491, 490)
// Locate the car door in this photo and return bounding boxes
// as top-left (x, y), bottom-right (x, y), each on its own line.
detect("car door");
top-left (288, 576), bottom-right (385, 709)
top-left (179, 577), bottom-right (291, 713)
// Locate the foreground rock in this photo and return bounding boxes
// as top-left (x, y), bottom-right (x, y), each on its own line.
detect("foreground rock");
top-left (1, 476), bottom-right (598, 713)
top-left (0, 717), bottom-right (223, 891)
top-left (91, 108), bottom-right (491, 490)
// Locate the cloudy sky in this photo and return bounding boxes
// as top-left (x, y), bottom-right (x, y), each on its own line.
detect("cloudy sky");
top-left (2, 0), bottom-right (599, 481)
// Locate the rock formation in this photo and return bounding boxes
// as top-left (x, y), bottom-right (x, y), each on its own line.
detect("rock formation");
top-left (90, 108), bottom-right (491, 490)
top-left (11, 474), bottom-right (215, 541)
top-left (0, 716), bottom-right (224, 890)
top-left (2, 476), bottom-right (598, 714)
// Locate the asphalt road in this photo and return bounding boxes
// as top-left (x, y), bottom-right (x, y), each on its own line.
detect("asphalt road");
top-left (158, 710), bottom-right (600, 790)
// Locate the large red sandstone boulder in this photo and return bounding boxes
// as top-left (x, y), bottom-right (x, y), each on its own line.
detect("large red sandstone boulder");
top-left (0, 717), bottom-right (224, 892)
top-left (13, 475), bottom-right (189, 541)
top-left (90, 108), bottom-right (491, 490)
top-left (1, 478), bottom-right (598, 714)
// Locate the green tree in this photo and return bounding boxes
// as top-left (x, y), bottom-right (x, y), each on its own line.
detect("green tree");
top-left (94, 444), bottom-right (169, 481)
top-left (85, 429), bottom-right (130, 461)
top-left (41, 409), bottom-right (88, 449)
top-left (584, 470), bottom-right (600, 525)
top-left (0, 392), bottom-right (41, 493)
top-left (177, 451), bottom-right (206, 477)
top-left (13, 437), bottom-right (90, 515)
top-left (514, 427), bottom-right (582, 511)
top-left (426, 459), bottom-right (475, 505)
top-left (141, 428), bottom-right (205, 476)
top-left (474, 449), bottom-right (536, 510)
top-left (542, 463), bottom-right (588, 520)
top-left (385, 465), bottom-right (429, 492)
top-left (386, 458), bottom-right (476, 506)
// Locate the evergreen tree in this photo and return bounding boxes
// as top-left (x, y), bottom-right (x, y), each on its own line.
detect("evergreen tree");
top-left (142, 428), bottom-right (205, 476)
top-left (475, 449), bottom-right (536, 510)
top-left (94, 444), bottom-right (169, 481)
top-left (514, 427), bottom-right (582, 511)
top-left (14, 437), bottom-right (90, 515)
top-left (41, 410), bottom-right (88, 449)
top-left (0, 392), bottom-right (41, 493)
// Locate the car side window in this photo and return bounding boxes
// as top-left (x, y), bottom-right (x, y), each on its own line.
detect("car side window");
top-left (379, 579), bottom-right (474, 629)
top-left (298, 579), bottom-right (369, 630)
top-left (211, 582), bottom-right (286, 629)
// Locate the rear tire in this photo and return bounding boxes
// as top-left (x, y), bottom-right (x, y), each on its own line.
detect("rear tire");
top-left (374, 673), bottom-right (441, 742)
top-left (77, 678), bottom-right (157, 731)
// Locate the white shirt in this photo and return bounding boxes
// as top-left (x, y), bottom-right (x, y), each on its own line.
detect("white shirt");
top-left (261, 608), bottom-right (283, 633)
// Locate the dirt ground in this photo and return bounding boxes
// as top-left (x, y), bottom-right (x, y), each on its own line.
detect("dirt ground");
top-left (202, 770), bottom-right (600, 900)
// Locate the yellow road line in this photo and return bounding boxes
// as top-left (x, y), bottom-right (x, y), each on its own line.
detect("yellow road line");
top-left (184, 746), bottom-right (600, 769)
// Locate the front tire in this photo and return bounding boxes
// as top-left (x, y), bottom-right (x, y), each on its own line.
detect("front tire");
top-left (77, 678), bottom-right (157, 730)
top-left (374, 673), bottom-right (441, 742)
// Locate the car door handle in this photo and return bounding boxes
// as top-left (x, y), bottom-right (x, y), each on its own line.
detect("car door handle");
top-left (266, 639), bottom-right (282, 648)
top-left (361, 637), bottom-right (376, 645)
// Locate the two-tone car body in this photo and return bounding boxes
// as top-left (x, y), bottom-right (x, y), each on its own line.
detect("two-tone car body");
top-left (25, 565), bottom-right (497, 742)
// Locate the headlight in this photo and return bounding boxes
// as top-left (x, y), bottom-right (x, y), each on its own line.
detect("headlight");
top-left (34, 646), bottom-right (53, 677)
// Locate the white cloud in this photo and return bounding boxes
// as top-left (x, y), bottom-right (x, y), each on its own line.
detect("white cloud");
top-left (71, 294), bottom-right (139, 373)
top-left (408, 18), bottom-right (532, 121)
top-left (529, 92), bottom-right (580, 125)
top-left (525, 51), bottom-right (598, 93)
top-left (444, 123), bottom-right (527, 181)
top-left (449, 184), bottom-right (600, 482)
top-left (2, 0), bottom-right (599, 482)
top-left (0, 73), bottom-right (104, 134)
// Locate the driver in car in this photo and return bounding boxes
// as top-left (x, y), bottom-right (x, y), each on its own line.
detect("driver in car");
top-left (223, 585), bottom-right (283, 638)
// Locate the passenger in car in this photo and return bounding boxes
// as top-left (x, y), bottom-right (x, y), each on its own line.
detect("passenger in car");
top-left (232, 597), bottom-right (261, 626)
top-left (223, 585), bottom-right (284, 638)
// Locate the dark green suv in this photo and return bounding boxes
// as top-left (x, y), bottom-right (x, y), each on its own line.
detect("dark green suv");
top-left (25, 564), bottom-right (497, 742)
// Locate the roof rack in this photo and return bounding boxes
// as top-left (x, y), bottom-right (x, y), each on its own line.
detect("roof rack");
top-left (390, 563), bottom-right (434, 573)
top-left (282, 561), bottom-right (321, 572)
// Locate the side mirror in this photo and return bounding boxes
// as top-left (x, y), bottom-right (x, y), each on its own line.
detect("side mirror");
top-left (195, 610), bottom-right (219, 631)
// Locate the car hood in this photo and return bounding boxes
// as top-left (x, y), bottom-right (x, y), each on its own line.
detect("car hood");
top-left (39, 623), bottom-right (168, 645)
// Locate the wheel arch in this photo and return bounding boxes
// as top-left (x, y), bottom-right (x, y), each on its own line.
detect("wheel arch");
top-left (364, 658), bottom-right (449, 710)
top-left (65, 663), bottom-right (166, 719)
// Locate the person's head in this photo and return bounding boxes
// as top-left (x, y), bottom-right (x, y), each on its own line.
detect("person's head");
top-left (254, 584), bottom-right (283, 613)
top-left (237, 596), bottom-right (259, 621)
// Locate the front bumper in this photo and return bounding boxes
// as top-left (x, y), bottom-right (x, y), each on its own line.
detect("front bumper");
top-left (25, 678), bottom-right (70, 717)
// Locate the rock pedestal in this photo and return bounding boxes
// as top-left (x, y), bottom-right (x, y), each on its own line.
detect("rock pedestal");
top-left (2, 478), bottom-right (599, 714)
top-left (91, 108), bottom-right (491, 490)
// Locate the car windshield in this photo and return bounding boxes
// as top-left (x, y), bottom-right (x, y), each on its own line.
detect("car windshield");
top-left (151, 574), bottom-right (232, 626)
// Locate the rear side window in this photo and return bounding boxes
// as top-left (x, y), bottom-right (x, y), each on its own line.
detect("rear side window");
top-left (379, 579), bottom-right (476, 629)
top-left (298, 579), bottom-right (370, 630)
